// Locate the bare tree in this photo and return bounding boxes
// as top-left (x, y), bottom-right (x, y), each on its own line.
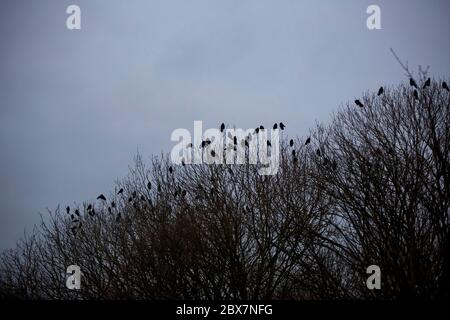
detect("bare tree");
top-left (1, 78), bottom-right (449, 300)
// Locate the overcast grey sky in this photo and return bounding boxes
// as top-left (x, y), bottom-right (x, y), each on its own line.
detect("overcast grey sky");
top-left (0, 0), bottom-right (449, 250)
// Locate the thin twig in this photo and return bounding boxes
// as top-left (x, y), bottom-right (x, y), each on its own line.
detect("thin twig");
top-left (389, 48), bottom-right (414, 79)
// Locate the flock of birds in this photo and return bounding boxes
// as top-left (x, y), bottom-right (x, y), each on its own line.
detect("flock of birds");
top-left (66, 184), bottom-right (151, 233)
top-left (354, 78), bottom-right (449, 108)
top-left (66, 78), bottom-right (449, 233)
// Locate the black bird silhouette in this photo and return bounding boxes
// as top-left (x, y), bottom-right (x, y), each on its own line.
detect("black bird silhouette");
top-left (259, 125), bottom-right (264, 130)
top-left (267, 140), bottom-right (272, 147)
top-left (87, 204), bottom-right (92, 211)
top-left (316, 149), bottom-right (321, 157)
top-left (233, 136), bottom-right (237, 145)
top-left (117, 188), bottom-right (124, 195)
top-left (140, 195), bottom-right (145, 201)
top-left (147, 181), bottom-right (151, 189)
top-left (169, 166), bottom-right (173, 174)
top-left (111, 201), bottom-right (116, 208)
top-left (128, 197), bottom-right (133, 203)
top-left (377, 86), bottom-right (384, 96)
top-left (279, 122), bottom-right (285, 130)
top-left (442, 81), bottom-right (449, 91)
top-left (71, 214), bottom-right (75, 220)
top-left (97, 194), bottom-right (106, 201)
top-left (220, 123), bottom-right (225, 132)
top-left (292, 150), bottom-right (296, 157)
top-left (273, 123), bottom-right (278, 130)
top-left (410, 78), bottom-right (418, 88)
top-left (66, 206), bottom-right (70, 214)
top-left (255, 127), bottom-right (260, 134)
top-left (75, 209), bottom-right (80, 216)
top-left (211, 150), bottom-right (216, 157)
top-left (413, 89), bottom-right (419, 100)
top-left (108, 207), bottom-right (112, 214)
top-left (289, 139), bottom-right (294, 147)
top-left (201, 141), bottom-right (206, 148)
top-left (293, 157), bottom-right (298, 164)
top-left (422, 78), bottom-right (431, 89)
top-left (354, 100), bottom-right (364, 108)
top-left (244, 140), bottom-right (249, 148)
top-left (305, 137), bottom-right (311, 145)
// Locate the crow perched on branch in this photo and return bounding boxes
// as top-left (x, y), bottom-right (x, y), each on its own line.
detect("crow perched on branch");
top-left (305, 137), bottom-right (311, 145)
top-left (423, 78), bottom-right (431, 89)
top-left (97, 194), bottom-right (106, 201)
top-left (410, 78), bottom-right (418, 88)
top-left (443, 81), bottom-right (449, 91)
top-left (377, 87), bottom-right (384, 96)
top-left (354, 100), bottom-right (364, 108)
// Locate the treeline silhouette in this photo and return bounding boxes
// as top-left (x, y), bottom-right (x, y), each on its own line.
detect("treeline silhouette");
top-left (0, 78), bottom-right (449, 300)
